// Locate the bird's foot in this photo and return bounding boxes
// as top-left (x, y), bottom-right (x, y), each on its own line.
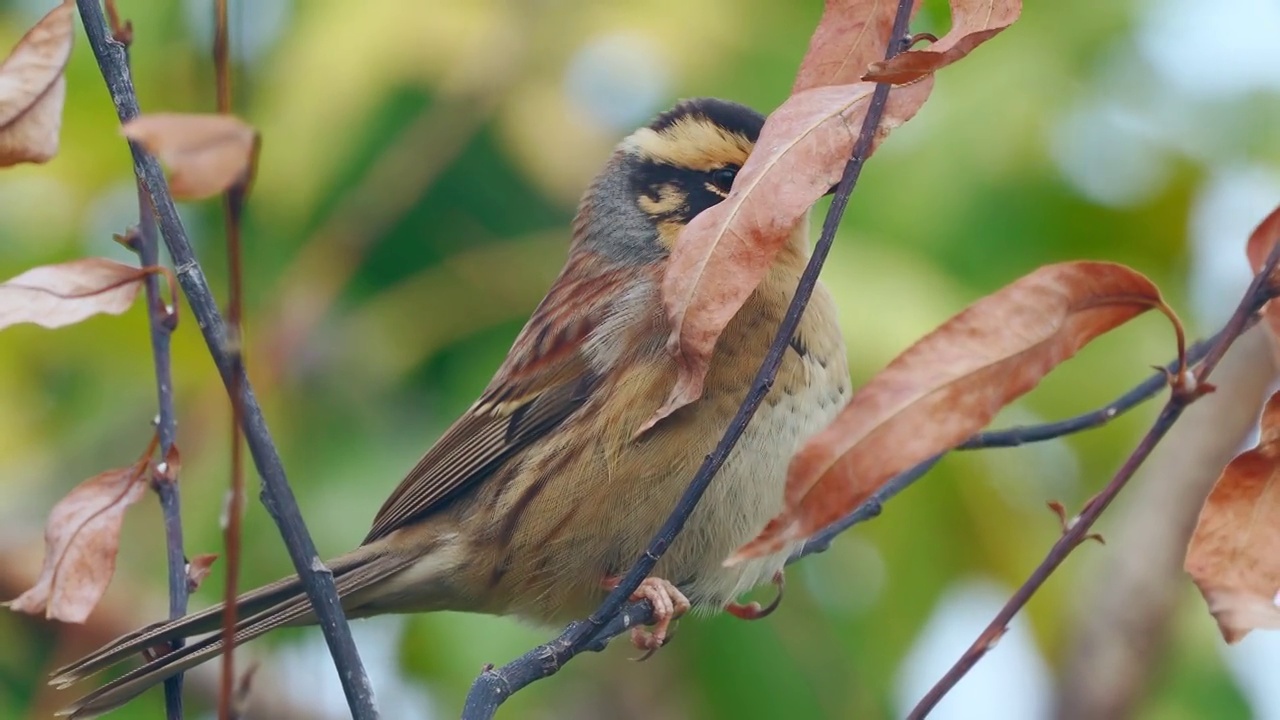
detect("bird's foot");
top-left (602, 575), bottom-right (690, 660)
top-left (725, 570), bottom-right (785, 620)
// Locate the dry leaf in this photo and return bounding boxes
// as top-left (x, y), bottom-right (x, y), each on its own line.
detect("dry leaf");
top-left (649, 0), bottom-right (1022, 431)
top-left (793, 0), bottom-right (920, 91)
top-left (186, 553), bottom-right (218, 593)
top-left (864, 0), bottom-right (1022, 83)
top-left (730, 261), bottom-right (1177, 562)
top-left (642, 79), bottom-right (933, 432)
top-left (0, 0), bottom-right (74, 166)
top-left (121, 113), bottom-right (258, 200)
top-left (6, 463), bottom-right (148, 622)
top-left (1185, 390), bottom-right (1280, 643)
top-left (1243, 205), bottom-right (1280, 340)
top-left (0, 258), bottom-right (148, 330)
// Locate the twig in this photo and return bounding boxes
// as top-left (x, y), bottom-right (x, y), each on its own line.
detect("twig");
top-left (210, 2), bottom-right (246, 718)
top-left (75, 3), bottom-right (379, 717)
top-left (793, 327), bottom-right (1226, 560)
top-left (1054, 326), bottom-right (1275, 720)
top-left (908, 227), bottom-right (1280, 718)
top-left (960, 331), bottom-right (1223, 450)
top-left (485, 323), bottom-right (1228, 668)
top-left (460, 2), bottom-right (918, 716)
top-left (105, 3), bottom-right (187, 717)
top-left (792, 454), bottom-right (941, 561)
top-left (135, 168), bottom-right (188, 720)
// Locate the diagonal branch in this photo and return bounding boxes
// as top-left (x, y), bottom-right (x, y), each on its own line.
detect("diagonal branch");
top-left (908, 224), bottom-right (1280, 717)
top-left (959, 331), bottom-right (1224, 451)
top-left (794, 327), bottom-right (1226, 560)
top-left (461, 1), bottom-right (918, 716)
top-left (74, 2), bottom-right (379, 717)
top-left (462, 322), bottom-right (1230, 690)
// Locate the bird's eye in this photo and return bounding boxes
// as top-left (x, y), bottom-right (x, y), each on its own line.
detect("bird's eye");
top-left (710, 167), bottom-right (738, 192)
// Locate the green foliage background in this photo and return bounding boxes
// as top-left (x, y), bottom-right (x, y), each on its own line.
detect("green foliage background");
top-left (0, 1), bottom-right (1277, 718)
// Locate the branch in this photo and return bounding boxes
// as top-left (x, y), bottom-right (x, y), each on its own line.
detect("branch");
top-left (793, 327), bottom-right (1226, 560)
top-left (461, 2), bottom-right (918, 716)
top-left (104, 4), bottom-right (187, 717)
top-left (75, 3), bottom-right (379, 717)
top-left (1054, 326), bottom-right (1275, 720)
top-left (960, 331), bottom-right (1223, 451)
top-left (210, 2), bottom-right (248, 718)
top-left (133, 167), bottom-right (188, 720)
top-left (453, 321), bottom-right (1223, 707)
top-left (908, 228), bottom-right (1280, 718)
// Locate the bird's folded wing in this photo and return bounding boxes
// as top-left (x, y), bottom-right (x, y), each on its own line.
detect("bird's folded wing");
top-left (362, 263), bottom-right (621, 544)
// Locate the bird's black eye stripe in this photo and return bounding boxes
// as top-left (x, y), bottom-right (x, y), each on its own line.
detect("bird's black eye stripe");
top-left (710, 167), bottom-right (738, 192)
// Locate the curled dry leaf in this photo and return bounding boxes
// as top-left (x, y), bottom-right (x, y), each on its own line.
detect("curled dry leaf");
top-left (730, 261), bottom-right (1179, 562)
top-left (1185, 390), bottom-right (1280, 643)
top-left (793, 0), bottom-right (919, 91)
top-left (6, 462), bottom-right (149, 622)
top-left (0, 0), bottom-right (74, 166)
top-left (1243, 205), bottom-right (1280, 340)
top-left (864, 0), bottom-right (1022, 84)
top-left (642, 79), bottom-right (933, 432)
top-left (0, 257), bottom-right (149, 330)
top-left (186, 553), bottom-right (218, 593)
top-left (121, 113), bottom-right (259, 200)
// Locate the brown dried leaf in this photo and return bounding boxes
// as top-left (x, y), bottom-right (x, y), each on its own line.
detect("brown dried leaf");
top-left (1185, 390), bottom-right (1280, 643)
top-left (643, 78), bottom-right (933, 431)
top-left (651, 0), bottom-right (1025, 429)
top-left (1243, 205), bottom-right (1280, 340)
top-left (6, 464), bottom-right (148, 622)
top-left (121, 113), bottom-right (259, 200)
top-left (0, 258), bottom-right (147, 330)
top-left (0, 0), bottom-right (74, 166)
top-left (730, 262), bottom-right (1176, 562)
top-left (793, 0), bottom-right (920, 91)
top-left (185, 553), bottom-right (218, 593)
top-left (864, 0), bottom-right (1022, 84)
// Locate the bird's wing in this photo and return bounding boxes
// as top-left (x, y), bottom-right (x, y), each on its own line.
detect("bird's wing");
top-left (362, 257), bottom-right (630, 544)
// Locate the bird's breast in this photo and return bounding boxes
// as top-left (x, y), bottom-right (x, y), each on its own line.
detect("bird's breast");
top-left (665, 278), bottom-right (850, 608)
top-left (470, 268), bottom-right (849, 623)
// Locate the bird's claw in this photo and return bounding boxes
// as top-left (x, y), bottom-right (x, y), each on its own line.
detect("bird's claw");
top-left (725, 570), bottom-right (785, 620)
top-left (602, 575), bottom-right (690, 659)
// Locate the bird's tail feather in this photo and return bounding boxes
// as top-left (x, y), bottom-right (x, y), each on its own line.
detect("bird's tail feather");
top-left (53, 549), bottom-right (418, 720)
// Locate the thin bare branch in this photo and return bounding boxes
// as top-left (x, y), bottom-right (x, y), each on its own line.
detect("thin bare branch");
top-left (210, 3), bottom-right (245, 719)
top-left (106, 3), bottom-right (187, 717)
top-left (908, 218), bottom-right (1280, 718)
top-left (74, 2), bottom-right (379, 717)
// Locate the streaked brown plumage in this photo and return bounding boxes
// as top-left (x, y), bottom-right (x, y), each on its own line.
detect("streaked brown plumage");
top-left (50, 98), bottom-right (850, 718)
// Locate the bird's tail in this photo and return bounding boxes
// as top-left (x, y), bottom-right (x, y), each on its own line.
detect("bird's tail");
top-left (51, 547), bottom-right (419, 719)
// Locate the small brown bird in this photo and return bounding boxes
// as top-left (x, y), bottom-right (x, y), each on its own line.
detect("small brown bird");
top-left (51, 98), bottom-right (850, 718)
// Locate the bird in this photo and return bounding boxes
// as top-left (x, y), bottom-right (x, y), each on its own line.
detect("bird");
top-left (49, 97), bottom-right (850, 718)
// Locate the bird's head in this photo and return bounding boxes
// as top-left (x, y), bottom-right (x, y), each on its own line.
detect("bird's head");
top-left (574, 98), bottom-right (765, 265)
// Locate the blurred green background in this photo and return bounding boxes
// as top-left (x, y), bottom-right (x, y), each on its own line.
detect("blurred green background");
top-left (2, 0), bottom-right (1280, 719)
